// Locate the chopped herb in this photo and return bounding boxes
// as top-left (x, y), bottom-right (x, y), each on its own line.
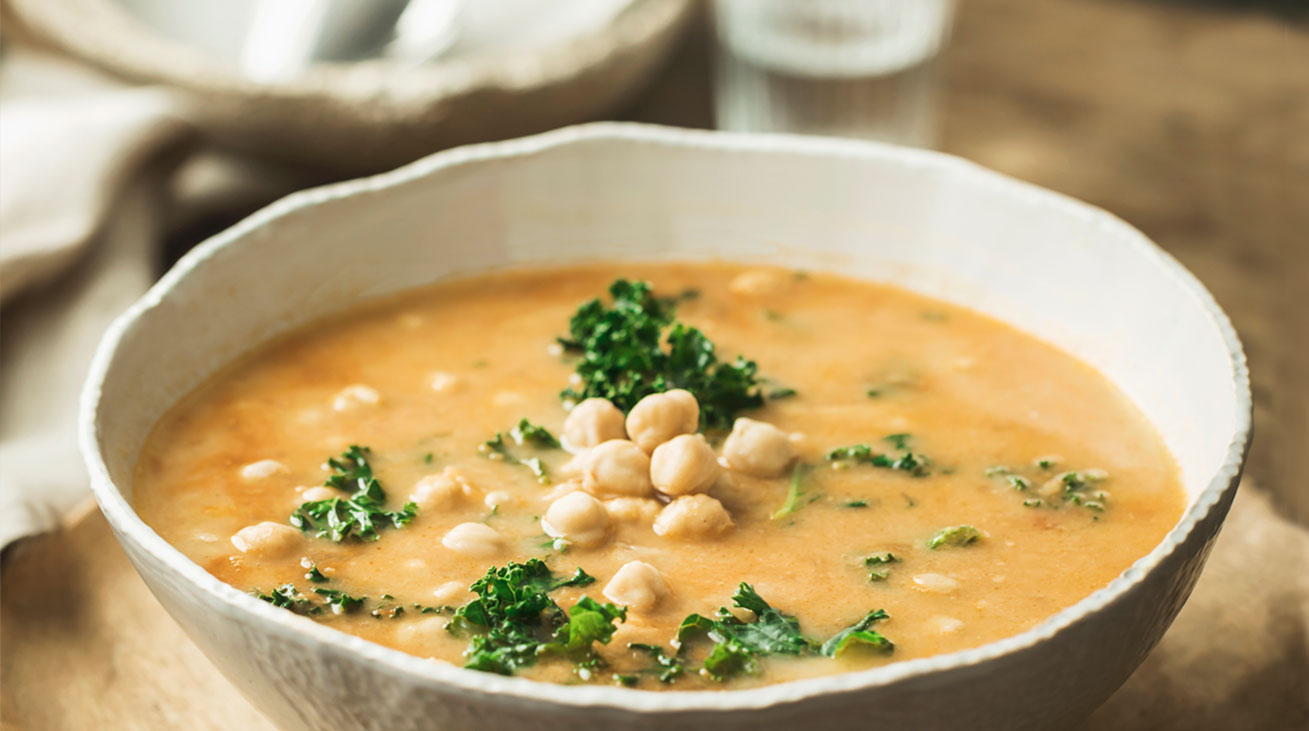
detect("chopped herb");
top-left (1035, 456), bottom-right (1059, 470)
top-left (819, 609), bottom-right (893, 657)
top-left (253, 584), bottom-right (320, 615)
top-left (448, 560), bottom-right (623, 677)
top-left (510, 419), bottom-right (561, 449)
top-left (423, 452), bottom-right (434, 464)
top-left (656, 287), bottom-right (701, 311)
top-left (1007, 475), bottom-right (1031, 491)
top-left (865, 387), bottom-right (882, 398)
top-left (290, 446), bottom-right (418, 542)
top-left (558, 279), bottom-right (764, 429)
top-left (676, 583), bottom-right (814, 681)
top-left (676, 584), bottom-right (895, 682)
top-left (1023, 499), bottom-right (1043, 508)
top-left (771, 463), bottom-right (813, 520)
top-left (928, 525), bottom-right (984, 550)
top-left (301, 559), bottom-right (329, 583)
top-left (551, 567), bottom-right (597, 590)
top-left (412, 603), bottom-right (454, 615)
top-left (902, 493), bottom-right (916, 508)
top-left (883, 433), bottom-right (912, 450)
top-left (863, 552), bottom-right (900, 582)
top-left (539, 596), bottom-right (628, 671)
top-left (825, 435), bottom-right (930, 477)
top-left (767, 386), bottom-right (798, 400)
top-left (984, 465), bottom-right (1011, 478)
top-left (314, 588), bottom-right (365, 615)
top-left (1042, 470), bottom-right (1110, 512)
top-left (371, 603), bottom-right (405, 620)
top-left (762, 309), bottom-right (784, 322)
top-left (843, 500), bottom-right (869, 509)
top-left (480, 421), bottom-right (559, 483)
top-left (628, 643), bottom-right (685, 683)
top-left (614, 674), bottom-right (639, 687)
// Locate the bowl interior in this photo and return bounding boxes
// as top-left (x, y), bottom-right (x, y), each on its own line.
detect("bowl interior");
top-left (91, 125), bottom-right (1244, 517)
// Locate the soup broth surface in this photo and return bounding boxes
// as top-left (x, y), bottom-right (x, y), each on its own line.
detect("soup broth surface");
top-left (135, 262), bottom-right (1185, 689)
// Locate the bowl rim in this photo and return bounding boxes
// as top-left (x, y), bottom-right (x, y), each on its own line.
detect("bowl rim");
top-left (9, 0), bottom-right (694, 103)
top-left (78, 122), bottom-right (1252, 714)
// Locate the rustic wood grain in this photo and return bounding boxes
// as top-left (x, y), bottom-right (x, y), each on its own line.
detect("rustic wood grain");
top-left (0, 500), bottom-right (276, 731)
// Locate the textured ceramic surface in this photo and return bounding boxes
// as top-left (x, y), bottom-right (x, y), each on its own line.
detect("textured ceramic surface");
top-left (80, 123), bottom-right (1251, 730)
top-left (8, 0), bottom-right (694, 173)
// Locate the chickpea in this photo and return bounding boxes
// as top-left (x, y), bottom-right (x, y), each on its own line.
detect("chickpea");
top-left (429, 372), bottom-right (461, 393)
top-left (441, 523), bottom-right (504, 557)
top-left (728, 268), bottom-right (789, 297)
top-left (542, 492), bottom-right (611, 548)
top-left (332, 384), bottom-right (380, 411)
top-left (230, 521), bottom-right (301, 557)
top-left (652, 495), bottom-right (734, 540)
top-left (410, 470), bottom-right (469, 511)
top-left (625, 389), bottom-right (699, 454)
top-left (650, 434), bottom-right (719, 497)
top-left (603, 561), bottom-right (669, 612)
top-left (240, 459), bottom-right (287, 481)
top-left (721, 417), bottom-right (795, 477)
top-left (563, 398), bottom-right (627, 451)
top-left (912, 573), bottom-right (960, 594)
top-left (603, 497), bottom-right (661, 524)
top-left (581, 440), bottom-right (654, 498)
top-left (297, 486), bottom-right (336, 504)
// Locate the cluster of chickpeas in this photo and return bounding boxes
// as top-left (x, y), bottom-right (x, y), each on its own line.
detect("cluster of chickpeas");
top-left (228, 387), bottom-right (800, 616)
top-left (529, 389), bottom-right (795, 611)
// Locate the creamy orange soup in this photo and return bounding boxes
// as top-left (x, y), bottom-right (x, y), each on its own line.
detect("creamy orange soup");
top-left (135, 262), bottom-right (1184, 689)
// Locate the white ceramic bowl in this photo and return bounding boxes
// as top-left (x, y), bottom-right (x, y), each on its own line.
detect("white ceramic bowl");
top-left (10, 0), bottom-right (694, 173)
top-left (80, 123), bottom-right (1251, 730)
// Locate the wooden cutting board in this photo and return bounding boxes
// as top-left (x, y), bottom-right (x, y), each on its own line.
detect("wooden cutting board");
top-left (0, 499), bottom-right (276, 731)
top-left (4, 482), bottom-right (1305, 731)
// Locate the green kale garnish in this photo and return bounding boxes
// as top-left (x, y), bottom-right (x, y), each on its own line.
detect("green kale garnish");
top-left (628, 643), bottom-right (686, 683)
top-left (863, 552), bottom-right (900, 582)
top-left (480, 420), bottom-right (560, 483)
top-left (511, 419), bottom-right (561, 449)
top-left (551, 567), bottom-right (597, 590)
top-left (675, 583), bottom-right (895, 682)
top-left (301, 559), bottom-right (329, 583)
top-left (448, 560), bottom-right (624, 677)
top-left (290, 446), bottom-right (418, 542)
top-left (1053, 470), bottom-right (1109, 511)
top-left (819, 609), bottom-right (893, 657)
top-left (253, 584), bottom-right (320, 615)
top-left (771, 463), bottom-right (814, 520)
top-left (559, 279), bottom-right (764, 429)
top-left (313, 588), bottom-right (365, 615)
top-left (675, 583), bottom-right (814, 681)
top-left (825, 434), bottom-right (930, 476)
top-left (928, 525), bottom-right (984, 549)
top-left (539, 596), bottom-right (628, 673)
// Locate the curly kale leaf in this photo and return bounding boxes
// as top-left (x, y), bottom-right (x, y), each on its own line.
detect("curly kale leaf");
top-left (290, 446), bottom-right (417, 542)
top-left (449, 560), bottom-right (623, 677)
top-left (559, 279), bottom-right (763, 430)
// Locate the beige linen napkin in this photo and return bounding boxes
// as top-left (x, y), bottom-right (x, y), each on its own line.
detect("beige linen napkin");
top-left (0, 50), bottom-right (190, 548)
top-left (0, 48), bottom-right (317, 548)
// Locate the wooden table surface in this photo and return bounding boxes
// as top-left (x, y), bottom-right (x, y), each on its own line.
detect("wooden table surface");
top-left (4, 0), bottom-right (1307, 729)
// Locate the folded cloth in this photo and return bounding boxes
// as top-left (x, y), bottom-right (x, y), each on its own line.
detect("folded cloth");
top-left (0, 49), bottom-right (191, 547)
